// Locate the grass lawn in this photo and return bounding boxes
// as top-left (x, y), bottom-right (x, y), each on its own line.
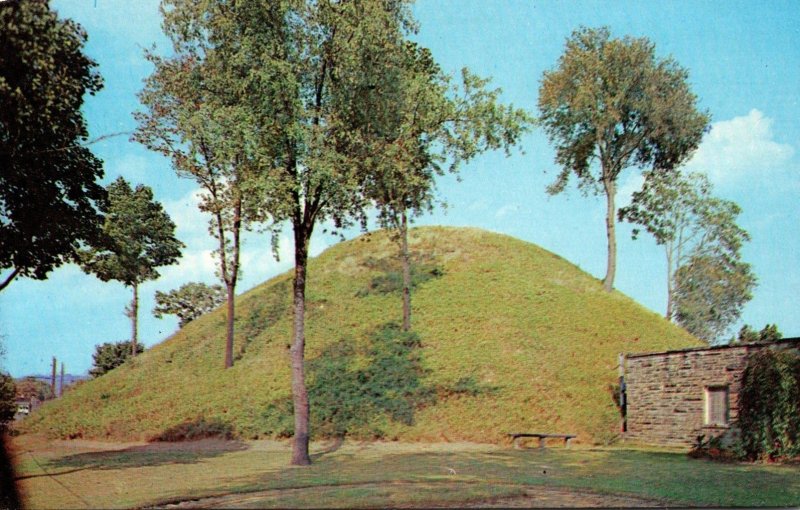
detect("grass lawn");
top-left (11, 435), bottom-right (800, 509)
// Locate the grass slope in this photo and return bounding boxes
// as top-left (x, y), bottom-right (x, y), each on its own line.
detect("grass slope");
top-left (23, 227), bottom-right (700, 444)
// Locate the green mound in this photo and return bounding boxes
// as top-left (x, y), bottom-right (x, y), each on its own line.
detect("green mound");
top-left (24, 227), bottom-right (700, 444)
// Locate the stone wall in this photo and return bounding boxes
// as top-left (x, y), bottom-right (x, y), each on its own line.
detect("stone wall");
top-left (623, 340), bottom-right (799, 448)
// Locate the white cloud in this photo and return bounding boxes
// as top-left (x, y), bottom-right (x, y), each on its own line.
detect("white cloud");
top-left (495, 203), bottom-right (519, 219)
top-left (617, 173), bottom-right (646, 208)
top-left (163, 189), bottom-right (212, 246)
top-left (687, 109), bottom-right (795, 184)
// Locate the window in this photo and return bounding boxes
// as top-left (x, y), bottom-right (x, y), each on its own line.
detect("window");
top-left (705, 386), bottom-right (729, 426)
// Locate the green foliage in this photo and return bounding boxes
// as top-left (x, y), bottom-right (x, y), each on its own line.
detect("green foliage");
top-left (738, 349), bottom-right (800, 461)
top-left (673, 254), bottom-right (756, 343)
top-left (0, 0), bottom-right (105, 291)
top-left (80, 177), bottom-right (183, 288)
top-left (688, 434), bottom-right (737, 462)
top-left (90, 341), bottom-right (144, 378)
top-left (735, 324), bottom-right (783, 344)
top-left (620, 170), bottom-right (755, 339)
top-left (0, 373), bottom-right (16, 429)
top-left (538, 26), bottom-right (709, 291)
top-left (151, 417), bottom-right (234, 442)
top-left (80, 177), bottom-right (183, 348)
top-left (153, 282), bottom-right (226, 328)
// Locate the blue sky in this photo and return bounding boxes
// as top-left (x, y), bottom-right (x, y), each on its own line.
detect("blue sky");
top-left (1, 0), bottom-right (798, 377)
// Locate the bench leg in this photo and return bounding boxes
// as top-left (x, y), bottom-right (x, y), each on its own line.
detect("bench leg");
top-left (513, 437), bottom-right (522, 450)
top-left (564, 438), bottom-right (572, 449)
top-left (538, 437), bottom-right (545, 450)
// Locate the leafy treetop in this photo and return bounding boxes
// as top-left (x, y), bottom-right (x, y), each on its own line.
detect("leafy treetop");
top-left (153, 282), bottom-right (226, 328)
top-left (538, 26), bottom-right (709, 291)
top-left (0, 0), bottom-right (105, 291)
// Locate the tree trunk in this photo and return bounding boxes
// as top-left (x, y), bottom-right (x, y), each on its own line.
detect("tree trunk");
top-left (603, 178), bottom-right (617, 292)
top-left (290, 226), bottom-right (312, 466)
top-left (401, 212), bottom-right (412, 332)
top-left (131, 283), bottom-right (139, 356)
top-left (665, 245), bottom-right (674, 320)
top-left (224, 283), bottom-right (235, 369)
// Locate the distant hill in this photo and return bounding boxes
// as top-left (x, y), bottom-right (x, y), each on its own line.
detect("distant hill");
top-left (22, 227), bottom-right (701, 444)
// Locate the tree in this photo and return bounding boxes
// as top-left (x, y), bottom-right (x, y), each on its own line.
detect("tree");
top-left (153, 282), bottom-right (226, 328)
top-left (0, 0), bottom-right (105, 292)
top-left (538, 27), bottom-right (710, 291)
top-left (672, 254), bottom-right (756, 342)
top-left (0, 373), bottom-right (15, 430)
top-left (135, 23), bottom-right (275, 368)
top-left (619, 170), bottom-right (755, 324)
top-left (155, 0), bottom-right (451, 465)
top-left (89, 341), bottom-right (144, 378)
top-left (734, 324), bottom-right (782, 345)
top-left (80, 177), bottom-right (183, 356)
top-left (364, 45), bottom-right (531, 331)
top-left (15, 377), bottom-right (54, 401)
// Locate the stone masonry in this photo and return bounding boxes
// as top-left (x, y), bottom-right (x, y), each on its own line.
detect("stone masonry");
top-left (623, 339), bottom-right (799, 448)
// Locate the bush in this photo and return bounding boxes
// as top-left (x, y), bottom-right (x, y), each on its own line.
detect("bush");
top-left (689, 434), bottom-right (737, 462)
top-left (737, 349), bottom-right (800, 461)
top-left (90, 341), bottom-right (144, 378)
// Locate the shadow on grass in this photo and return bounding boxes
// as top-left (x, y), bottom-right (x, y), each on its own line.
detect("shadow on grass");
top-left (258, 322), bottom-right (495, 440)
top-left (223, 447), bottom-right (799, 508)
top-left (47, 439), bottom-right (249, 471)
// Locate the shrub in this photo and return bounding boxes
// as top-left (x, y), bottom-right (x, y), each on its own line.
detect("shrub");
top-left (737, 349), bottom-right (800, 461)
top-left (90, 341), bottom-right (144, 378)
top-left (689, 434), bottom-right (737, 462)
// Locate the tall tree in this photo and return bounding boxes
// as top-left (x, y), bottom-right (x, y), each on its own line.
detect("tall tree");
top-left (135, 19), bottom-right (273, 368)
top-left (153, 282), bottom-right (226, 327)
top-left (80, 177), bottom-right (183, 356)
top-left (538, 27), bottom-right (709, 291)
top-left (155, 0), bottom-right (435, 465)
top-left (0, 0), bottom-right (105, 292)
top-left (619, 170), bottom-right (754, 321)
top-left (363, 45), bottom-right (531, 330)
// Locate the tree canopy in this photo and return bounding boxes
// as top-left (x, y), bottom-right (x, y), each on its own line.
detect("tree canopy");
top-left (81, 177), bottom-right (183, 354)
top-left (619, 170), bottom-right (755, 333)
top-left (735, 324), bottom-right (782, 345)
top-left (362, 43), bottom-right (531, 330)
top-left (89, 341), bottom-right (144, 378)
top-left (153, 282), bottom-right (226, 328)
top-left (538, 26), bottom-right (709, 291)
top-left (135, 0), bottom-right (280, 368)
top-left (0, 0), bottom-right (105, 291)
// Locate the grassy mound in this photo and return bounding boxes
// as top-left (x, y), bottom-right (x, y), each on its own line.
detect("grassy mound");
top-left (23, 227), bottom-right (700, 444)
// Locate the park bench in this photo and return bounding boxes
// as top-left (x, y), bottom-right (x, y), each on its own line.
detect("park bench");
top-left (507, 432), bottom-right (576, 449)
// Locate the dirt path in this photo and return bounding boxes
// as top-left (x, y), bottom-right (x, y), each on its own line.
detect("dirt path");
top-left (158, 482), bottom-right (667, 509)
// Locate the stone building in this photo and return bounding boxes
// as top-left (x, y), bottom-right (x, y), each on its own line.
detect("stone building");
top-left (622, 338), bottom-right (799, 448)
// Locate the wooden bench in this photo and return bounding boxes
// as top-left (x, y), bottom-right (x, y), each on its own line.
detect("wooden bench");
top-left (507, 433), bottom-right (576, 449)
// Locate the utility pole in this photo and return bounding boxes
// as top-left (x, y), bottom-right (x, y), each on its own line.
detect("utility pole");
top-left (50, 357), bottom-right (57, 399)
top-left (60, 362), bottom-right (65, 397)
